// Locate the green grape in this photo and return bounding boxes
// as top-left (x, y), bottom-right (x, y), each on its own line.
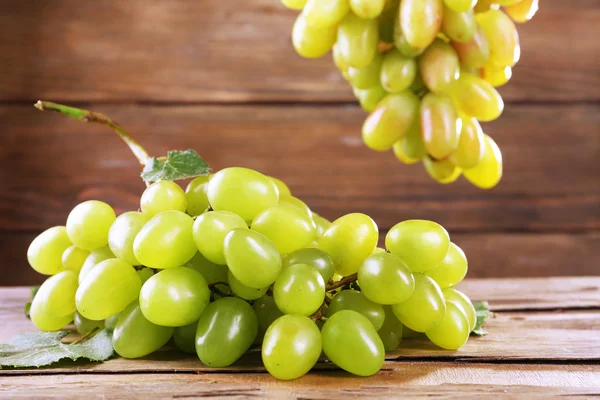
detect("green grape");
top-left (442, 7), bottom-right (477, 43)
top-left (353, 84), bottom-right (387, 112)
top-left (348, 53), bottom-right (382, 90)
top-left (173, 321), bottom-right (198, 354)
top-left (350, 0), bottom-right (385, 19)
top-left (207, 167), bottom-right (279, 224)
top-left (133, 210), bottom-right (197, 269)
top-left (393, 14), bottom-right (425, 58)
top-left (140, 181), bottom-right (187, 218)
top-left (274, 264), bottom-right (325, 316)
top-left (269, 176), bottom-right (291, 197)
top-left (504, 0), bottom-right (539, 23)
top-left (452, 25), bottom-right (490, 68)
top-left (28, 226), bottom-right (72, 275)
top-left (386, 220), bottom-right (450, 273)
top-left (32, 270), bottom-right (78, 319)
top-left (184, 252), bottom-right (229, 290)
top-left (392, 119), bottom-right (426, 164)
top-left (482, 64), bottom-right (512, 87)
top-left (61, 245), bottom-right (89, 273)
top-left (185, 175), bottom-right (212, 217)
top-left (423, 156), bottom-right (462, 184)
top-left (378, 306), bottom-right (404, 351)
top-left (362, 91), bottom-right (419, 151)
top-left (443, 288), bottom-right (476, 331)
top-left (113, 302), bottom-right (173, 358)
top-left (195, 297), bottom-right (258, 367)
top-left (473, 0), bottom-right (496, 13)
top-left (312, 213), bottom-right (332, 239)
top-left (228, 270), bottom-right (268, 300)
top-left (420, 93), bottom-right (461, 160)
top-left (282, 248), bottom-right (335, 283)
top-left (419, 39), bottom-right (460, 94)
top-left (136, 267), bottom-right (154, 284)
top-left (380, 49), bottom-right (418, 93)
top-left (449, 117), bottom-right (485, 168)
top-left (325, 290), bottom-right (385, 330)
top-left (426, 300), bottom-right (469, 349)
top-left (427, 242), bottom-right (468, 288)
top-left (476, 9), bottom-right (520, 67)
top-left (402, 323), bottom-right (425, 338)
top-left (74, 311), bottom-right (104, 335)
top-left (139, 266), bottom-right (210, 327)
top-left (400, 0), bottom-right (443, 51)
top-left (224, 228), bottom-right (282, 289)
top-left (66, 200), bottom-right (116, 251)
top-left (372, 247), bottom-right (386, 254)
top-left (332, 43), bottom-right (350, 75)
top-left (303, 0), bottom-right (349, 28)
top-left (262, 315), bottom-right (322, 380)
top-left (443, 0), bottom-right (476, 12)
top-left (78, 246), bottom-right (114, 284)
top-left (104, 313), bottom-right (120, 331)
top-left (449, 73), bottom-right (503, 122)
top-left (30, 302), bottom-right (72, 332)
top-left (337, 13), bottom-right (379, 68)
top-left (76, 258), bottom-right (141, 321)
top-left (463, 134), bottom-right (503, 188)
top-left (318, 213), bottom-right (378, 276)
top-left (251, 204), bottom-right (315, 255)
top-left (321, 310), bottom-right (385, 376)
top-left (281, 0), bottom-right (307, 10)
top-left (392, 273), bottom-right (446, 332)
top-left (292, 13), bottom-right (337, 59)
top-left (108, 211), bottom-right (149, 266)
top-left (358, 252), bottom-right (415, 305)
top-left (193, 210), bottom-right (248, 265)
top-left (278, 195), bottom-right (313, 219)
top-left (254, 295), bottom-right (284, 345)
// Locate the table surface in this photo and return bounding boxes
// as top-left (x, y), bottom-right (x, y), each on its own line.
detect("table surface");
top-left (1, 277), bottom-right (599, 399)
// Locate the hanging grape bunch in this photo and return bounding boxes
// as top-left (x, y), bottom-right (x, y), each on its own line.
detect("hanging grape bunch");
top-left (283, 0), bottom-right (538, 188)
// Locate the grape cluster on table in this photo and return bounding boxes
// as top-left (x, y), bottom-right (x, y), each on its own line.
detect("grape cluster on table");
top-left (284, 0), bottom-right (538, 188)
top-left (27, 167), bottom-right (479, 380)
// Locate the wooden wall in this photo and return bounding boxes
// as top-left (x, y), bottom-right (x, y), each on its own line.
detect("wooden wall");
top-left (0, 0), bottom-right (598, 285)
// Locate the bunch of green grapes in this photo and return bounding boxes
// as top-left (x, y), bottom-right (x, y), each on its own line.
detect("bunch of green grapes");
top-left (26, 168), bottom-right (481, 380)
top-left (283, 0), bottom-right (539, 188)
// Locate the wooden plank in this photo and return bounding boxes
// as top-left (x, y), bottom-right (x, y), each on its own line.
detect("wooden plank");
top-left (0, 0), bottom-right (597, 103)
top-left (1, 103), bottom-right (598, 233)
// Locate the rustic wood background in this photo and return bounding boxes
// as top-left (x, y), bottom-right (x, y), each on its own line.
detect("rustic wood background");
top-left (0, 0), bottom-right (598, 285)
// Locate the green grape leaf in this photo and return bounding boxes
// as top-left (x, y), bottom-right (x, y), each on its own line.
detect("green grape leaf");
top-left (24, 286), bottom-right (40, 319)
top-left (0, 329), bottom-right (114, 368)
top-left (141, 149), bottom-right (210, 182)
top-left (471, 301), bottom-right (492, 336)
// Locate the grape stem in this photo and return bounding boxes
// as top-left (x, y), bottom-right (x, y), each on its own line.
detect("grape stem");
top-left (208, 282), bottom-right (230, 298)
top-left (326, 273), bottom-right (357, 291)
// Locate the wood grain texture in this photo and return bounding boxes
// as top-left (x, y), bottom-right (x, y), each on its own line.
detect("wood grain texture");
top-left (0, 0), bottom-right (597, 103)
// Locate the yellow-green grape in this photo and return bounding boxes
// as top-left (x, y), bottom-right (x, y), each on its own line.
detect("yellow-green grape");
top-left (358, 252), bottom-right (415, 305)
top-left (362, 91), bottom-right (419, 151)
top-left (353, 84), bottom-right (387, 112)
top-left (228, 270), bottom-right (268, 301)
top-left (30, 299), bottom-right (73, 332)
top-left (449, 73), bottom-right (504, 121)
top-left (281, 0), bottom-right (307, 10)
top-left (332, 43), bottom-right (350, 75)
top-left (28, 226), bottom-right (72, 275)
top-left (426, 242), bottom-right (468, 288)
top-left (224, 228), bottom-right (282, 289)
top-left (303, 0), bottom-right (349, 28)
top-left (394, 15), bottom-right (425, 58)
top-left (482, 64), bottom-right (512, 87)
top-left (193, 211), bottom-right (248, 265)
top-left (32, 270), bottom-right (78, 321)
top-left (274, 264), bottom-right (325, 316)
top-left (252, 204), bottom-right (316, 255)
top-left (269, 176), bottom-right (291, 197)
top-left (452, 25), bottom-right (490, 68)
top-left (278, 195), bottom-right (313, 219)
top-left (442, 7), bottom-right (476, 43)
top-left (134, 210), bottom-right (197, 269)
top-left (392, 273), bottom-right (446, 332)
top-left (489, 0), bottom-right (521, 5)
top-left (393, 119), bottom-right (426, 164)
top-left (473, 0), bottom-right (497, 13)
top-left (185, 175), bottom-right (211, 217)
top-left (326, 290), bottom-right (385, 330)
top-left (443, 0), bottom-right (476, 12)
top-left (140, 181), bottom-right (187, 218)
top-left (449, 117), bottom-right (485, 168)
top-left (443, 288), bottom-right (476, 331)
top-left (402, 323), bottom-right (425, 338)
top-left (318, 213), bottom-right (378, 276)
top-left (282, 247), bottom-right (335, 283)
top-left (380, 49), bottom-right (418, 93)
top-left (504, 0), bottom-right (538, 23)
top-left (108, 211), bottom-right (149, 266)
top-left (386, 220), bottom-right (450, 273)
top-left (136, 267), bottom-right (154, 285)
top-left (400, 0), bottom-right (443, 51)
top-left (378, 306), bottom-right (404, 351)
top-left (105, 313), bottom-right (120, 331)
top-left (425, 300), bottom-right (469, 349)
top-left (312, 213), bottom-right (332, 238)
top-left (66, 201), bottom-right (116, 251)
top-left (423, 157), bottom-right (462, 184)
top-left (78, 246), bottom-right (114, 284)
top-left (337, 13), bottom-right (379, 68)
top-left (350, 0), bottom-right (385, 19)
top-left (61, 245), bottom-right (89, 273)
top-left (476, 9), bottom-right (520, 67)
top-left (419, 39), bottom-right (460, 94)
top-left (348, 53), bottom-right (383, 89)
top-left (463, 133), bottom-right (503, 189)
top-left (254, 295), bottom-right (284, 345)
top-left (140, 267), bottom-right (210, 327)
top-left (184, 252), bottom-right (229, 294)
top-left (420, 93), bottom-right (461, 159)
top-left (76, 259), bottom-right (142, 321)
top-left (74, 312), bottom-right (104, 335)
top-left (292, 13), bottom-right (337, 59)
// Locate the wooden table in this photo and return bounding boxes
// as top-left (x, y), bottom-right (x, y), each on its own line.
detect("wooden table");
top-left (1, 277), bottom-right (599, 398)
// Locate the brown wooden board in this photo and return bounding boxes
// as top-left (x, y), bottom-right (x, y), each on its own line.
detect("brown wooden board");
top-left (0, 0), bottom-right (598, 103)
